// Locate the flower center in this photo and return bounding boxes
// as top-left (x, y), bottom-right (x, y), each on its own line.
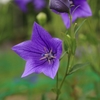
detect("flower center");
top-left (40, 47), bottom-right (56, 64)
top-left (69, 0), bottom-right (74, 7)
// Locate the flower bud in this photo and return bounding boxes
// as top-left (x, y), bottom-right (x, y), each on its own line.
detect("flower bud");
top-left (66, 34), bottom-right (71, 39)
top-left (36, 12), bottom-right (47, 25)
top-left (49, 0), bottom-right (70, 13)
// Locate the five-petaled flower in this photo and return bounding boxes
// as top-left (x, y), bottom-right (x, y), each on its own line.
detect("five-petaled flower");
top-left (12, 22), bottom-right (62, 79)
top-left (49, 0), bottom-right (92, 28)
top-left (14, 0), bottom-right (46, 12)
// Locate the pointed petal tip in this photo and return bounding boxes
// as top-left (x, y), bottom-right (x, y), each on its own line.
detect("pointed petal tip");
top-left (11, 46), bottom-right (14, 51)
top-left (47, 74), bottom-right (55, 79)
top-left (32, 22), bottom-right (40, 31)
top-left (50, 72), bottom-right (57, 79)
top-left (89, 11), bottom-right (92, 16)
top-left (33, 22), bottom-right (39, 27)
top-left (21, 75), bottom-right (25, 78)
top-left (66, 24), bottom-right (70, 29)
top-left (21, 69), bottom-right (33, 78)
top-left (34, 21), bottom-right (37, 25)
top-left (51, 76), bottom-right (55, 79)
top-left (11, 43), bottom-right (20, 51)
top-left (21, 73), bottom-right (28, 78)
top-left (41, 70), bottom-right (55, 79)
top-left (21, 75), bottom-right (24, 78)
top-left (11, 45), bottom-right (17, 51)
top-left (44, 69), bottom-right (57, 79)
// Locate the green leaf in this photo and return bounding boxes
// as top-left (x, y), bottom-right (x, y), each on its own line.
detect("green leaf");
top-left (69, 63), bottom-right (89, 75)
top-left (75, 19), bottom-right (87, 35)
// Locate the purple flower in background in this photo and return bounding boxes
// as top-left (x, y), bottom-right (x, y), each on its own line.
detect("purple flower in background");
top-left (49, 0), bottom-right (92, 28)
top-left (49, 0), bottom-right (70, 13)
top-left (12, 22), bottom-right (62, 79)
top-left (14, 0), bottom-right (46, 12)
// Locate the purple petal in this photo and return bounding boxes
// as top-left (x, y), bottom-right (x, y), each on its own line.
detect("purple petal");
top-left (14, 0), bottom-right (31, 12)
top-left (71, 0), bottom-right (92, 22)
top-left (50, 38), bottom-right (62, 59)
top-left (60, 13), bottom-right (70, 28)
top-left (21, 59), bottom-right (36, 78)
top-left (12, 40), bottom-right (43, 60)
top-left (21, 59), bottom-right (59, 79)
top-left (33, 0), bottom-right (46, 11)
top-left (31, 22), bottom-right (52, 51)
top-left (43, 59), bottom-right (59, 79)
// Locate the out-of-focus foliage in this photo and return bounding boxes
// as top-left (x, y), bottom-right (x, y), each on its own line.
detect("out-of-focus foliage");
top-left (0, 0), bottom-right (100, 100)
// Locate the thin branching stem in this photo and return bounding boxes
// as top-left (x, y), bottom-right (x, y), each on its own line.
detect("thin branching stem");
top-left (55, 53), bottom-right (71, 100)
top-left (60, 51), bottom-right (67, 61)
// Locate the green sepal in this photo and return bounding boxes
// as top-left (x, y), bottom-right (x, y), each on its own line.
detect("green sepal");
top-left (68, 63), bottom-right (89, 75)
top-left (62, 32), bottom-right (71, 52)
top-left (64, 41), bottom-right (69, 52)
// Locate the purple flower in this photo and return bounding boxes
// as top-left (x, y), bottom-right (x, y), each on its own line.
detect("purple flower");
top-left (12, 22), bottom-right (62, 79)
top-left (49, 0), bottom-right (92, 28)
top-left (14, 0), bottom-right (46, 12)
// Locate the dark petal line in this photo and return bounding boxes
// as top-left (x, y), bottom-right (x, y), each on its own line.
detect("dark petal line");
top-left (22, 59), bottom-right (48, 77)
top-left (29, 45), bottom-right (44, 53)
top-left (52, 42), bottom-right (62, 54)
top-left (35, 26), bottom-right (51, 52)
top-left (21, 49), bottom-right (42, 55)
top-left (33, 59), bottom-right (47, 68)
top-left (34, 39), bottom-right (49, 53)
top-left (51, 60), bottom-right (55, 68)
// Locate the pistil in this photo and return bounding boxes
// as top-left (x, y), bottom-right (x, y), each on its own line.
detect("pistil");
top-left (40, 48), bottom-right (56, 64)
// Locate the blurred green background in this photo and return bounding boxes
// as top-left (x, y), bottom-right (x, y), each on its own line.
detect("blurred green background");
top-left (0, 0), bottom-right (100, 100)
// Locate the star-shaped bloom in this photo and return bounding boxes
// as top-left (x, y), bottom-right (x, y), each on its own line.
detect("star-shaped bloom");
top-left (12, 22), bottom-right (62, 79)
top-left (14, 0), bottom-right (46, 12)
top-left (49, 0), bottom-right (92, 28)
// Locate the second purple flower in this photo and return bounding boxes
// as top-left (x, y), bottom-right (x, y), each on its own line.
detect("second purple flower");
top-left (49, 0), bottom-right (92, 28)
top-left (14, 0), bottom-right (46, 12)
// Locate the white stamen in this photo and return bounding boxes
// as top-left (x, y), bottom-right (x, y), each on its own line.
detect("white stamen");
top-left (69, 1), bottom-right (73, 5)
top-left (69, 0), bottom-right (74, 7)
top-left (40, 48), bottom-right (56, 64)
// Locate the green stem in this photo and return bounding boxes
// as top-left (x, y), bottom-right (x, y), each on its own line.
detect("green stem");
top-left (56, 71), bottom-right (58, 91)
top-left (56, 72), bottom-right (58, 100)
top-left (55, 53), bottom-right (71, 100)
top-left (56, 94), bottom-right (59, 100)
top-left (59, 53), bottom-right (71, 90)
